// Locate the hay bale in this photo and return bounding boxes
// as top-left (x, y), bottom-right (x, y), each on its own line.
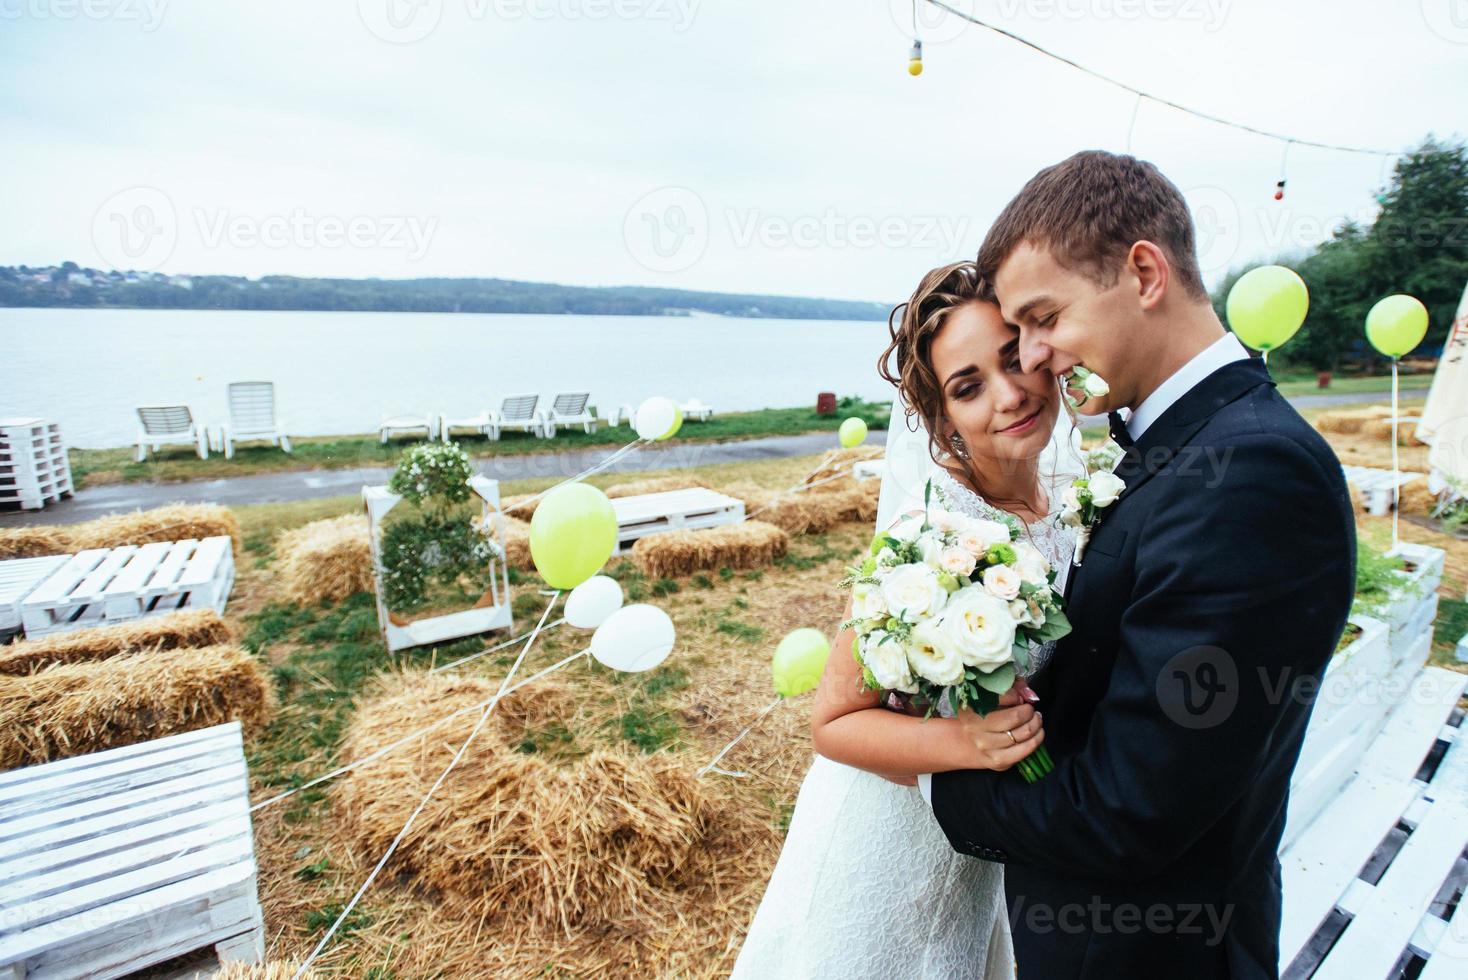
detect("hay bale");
top-left (211, 963), bottom-right (317, 980)
top-left (0, 505), bottom-right (243, 562)
top-left (1398, 479), bottom-right (1440, 515)
top-left (720, 481), bottom-right (860, 536)
top-left (802, 445), bottom-right (883, 486)
top-left (1316, 407), bottom-right (1394, 435)
top-left (500, 515), bottom-right (535, 571)
top-left (274, 515), bottom-right (373, 605)
top-left (0, 525), bottom-right (71, 560)
top-left (501, 493), bottom-right (541, 520)
top-left (335, 673), bottom-right (746, 933)
top-left (68, 503), bottom-right (242, 553)
top-left (0, 644), bottom-right (274, 770)
top-left (631, 521), bottom-right (787, 579)
top-left (604, 475), bottom-right (709, 499)
top-left (1362, 418), bottom-right (1428, 446)
top-left (0, 609), bottom-right (234, 675)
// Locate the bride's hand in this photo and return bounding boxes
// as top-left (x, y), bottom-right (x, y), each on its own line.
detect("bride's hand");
top-left (956, 688), bottom-right (1045, 772)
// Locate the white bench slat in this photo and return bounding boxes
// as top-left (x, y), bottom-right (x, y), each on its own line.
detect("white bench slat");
top-left (0, 763), bottom-right (247, 857)
top-left (70, 547), bottom-right (138, 602)
top-left (99, 542), bottom-right (173, 600)
top-left (0, 800), bottom-right (245, 888)
top-left (1360, 666), bottom-right (1468, 781)
top-left (0, 828), bottom-right (253, 934)
top-left (177, 537), bottom-right (229, 589)
top-left (22, 551), bottom-right (108, 607)
top-left (1313, 799), bottom-right (1468, 980)
top-left (0, 862), bottom-right (255, 967)
top-left (1419, 878), bottom-right (1468, 979)
top-left (1426, 720), bottom-right (1468, 805)
top-left (148, 539), bottom-right (197, 593)
top-left (0, 722), bottom-right (239, 790)
top-left (1279, 773), bottom-right (1421, 965)
top-left (0, 734), bottom-right (242, 818)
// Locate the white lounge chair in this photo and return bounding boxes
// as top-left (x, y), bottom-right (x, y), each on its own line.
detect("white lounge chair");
top-left (543, 391), bottom-right (597, 437)
top-left (438, 407), bottom-right (494, 442)
top-left (607, 403), bottom-right (636, 427)
top-left (488, 393), bottom-right (548, 440)
top-left (379, 413), bottom-right (436, 444)
top-left (135, 405), bottom-right (207, 461)
top-left (680, 398), bottom-right (714, 422)
top-left (219, 381), bottom-right (291, 458)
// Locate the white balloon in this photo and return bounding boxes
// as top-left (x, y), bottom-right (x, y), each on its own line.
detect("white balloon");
top-left (590, 603), bottom-right (675, 673)
top-left (634, 396), bottom-right (680, 441)
top-left (565, 574), bottom-right (624, 629)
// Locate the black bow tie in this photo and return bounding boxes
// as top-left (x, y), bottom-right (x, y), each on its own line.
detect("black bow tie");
top-left (1107, 411), bottom-right (1135, 448)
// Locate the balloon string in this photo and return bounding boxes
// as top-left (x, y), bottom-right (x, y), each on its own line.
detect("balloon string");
top-left (1391, 357), bottom-right (1401, 551)
top-left (292, 593), bottom-right (562, 980)
top-left (431, 618), bottom-right (566, 674)
top-left (697, 695), bottom-right (784, 778)
top-left (502, 438), bottom-right (646, 515)
top-left (250, 645), bottom-right (590, 814)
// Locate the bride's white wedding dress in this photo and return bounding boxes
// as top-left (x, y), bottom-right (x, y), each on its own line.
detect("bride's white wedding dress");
top-left (730, 462), bottom-right (1081, 980)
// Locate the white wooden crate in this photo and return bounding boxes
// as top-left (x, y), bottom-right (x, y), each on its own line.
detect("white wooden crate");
top-left (0, 420), bottom-right (72, 512)
top-left (0, 557), bottom-right (71, 638)
top-left (0, 723), bottom-right (263, 980)
top-left (610, 487), bottom-right (745, 555)
top-left (18, 538), bottom-right (234, 639)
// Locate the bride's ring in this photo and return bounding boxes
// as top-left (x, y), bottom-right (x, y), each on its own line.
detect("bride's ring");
top-left (1006, 729), bottom-right (1018, 746)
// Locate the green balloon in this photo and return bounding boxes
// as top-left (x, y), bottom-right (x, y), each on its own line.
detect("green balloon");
top-left (838, 417), bottom-right (868, 448)
top-left (1365, 294), bottom-right (1429, 358)
top-left (772, 627), bottom-right (830, 698)
top-left (1225, 265), bottom-right (1309, 352)
top-left (528, 483), bottom-right (618, 590)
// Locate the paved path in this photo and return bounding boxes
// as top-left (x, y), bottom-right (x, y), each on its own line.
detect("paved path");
top-left (0, 388), bottom-right (1426, 528)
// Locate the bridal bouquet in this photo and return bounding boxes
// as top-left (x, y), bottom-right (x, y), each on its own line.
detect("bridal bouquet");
top-left (839, 479), bottom-right (1070, 782)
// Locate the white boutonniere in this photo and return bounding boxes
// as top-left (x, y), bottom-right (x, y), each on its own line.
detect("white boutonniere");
top-left (1057, 441), bottom-right (1127, 566)
top-left (1063, 365), bottom-right (1110, 410)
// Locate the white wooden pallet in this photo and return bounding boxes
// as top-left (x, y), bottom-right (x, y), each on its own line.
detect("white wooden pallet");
top-left (1342, 464), bottom-right (1426, 516)
top-left (0, 557), bottom-right (71, 638)
top-left (0, 420), bottom-right (73, 512)
top-left (1280, 667), bottom-right (1468, 979)
top-left (0, 723), bottom-right (263, 979)
top-left (610, 487), bottom-right (745, 555)
top-left (18, 538), bottom-right (234, 639)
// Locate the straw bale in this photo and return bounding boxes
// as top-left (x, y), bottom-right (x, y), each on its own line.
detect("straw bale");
top-left (719, 482), bottom-right (843, 536)
top-left (210, 963), bottom-right (317, 980)
top-left (500, 515), bottom-right (536, 571)
top-left (275, 515), bottom-right (374, 605)
top-left (0, 525), bottom-right (71, 560)
top-left (0, 504), bottom-right (242, 561)
top-left (0, 609), bottom-right (233, 675)
top-left (501, 493), bottom-right (541, 520)
top-left (1315, 407), bottom-right (1395, 435)
top-left (1398, 479), bottom-right (1440, 515)
top-left (0, 644), bottom-right (274, 770)
top-left (334, 673), bottom-right (770, 935)
top-left (604, 475), bottom-right (709, 499)
top-left (1362, 418), bottom-right (1429, 445)
top-left (802, 445), bottom-right (883, 486)
top-left (630, 521), bottom-right (787, 579)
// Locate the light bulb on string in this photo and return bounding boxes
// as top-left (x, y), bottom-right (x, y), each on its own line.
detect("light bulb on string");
top-left (909, 39), bottom-right (923, 76)
top-left (1273, 140), bottom-right (1293, 202)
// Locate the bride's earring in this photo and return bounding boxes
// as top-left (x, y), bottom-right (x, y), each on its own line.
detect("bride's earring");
top-left (948, 433), bottom-right (970, 460)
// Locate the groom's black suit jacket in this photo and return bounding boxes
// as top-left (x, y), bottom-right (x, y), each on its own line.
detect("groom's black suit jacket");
top-left (930, 357), bottom-right (1356, 979)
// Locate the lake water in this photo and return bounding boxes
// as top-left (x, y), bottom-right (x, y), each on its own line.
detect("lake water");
top-left (0, 308), bottom-right (897, 448)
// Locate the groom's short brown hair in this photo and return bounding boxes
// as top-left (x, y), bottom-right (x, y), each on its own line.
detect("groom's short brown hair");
top-left (977, 150), bottom-right (1208, 299)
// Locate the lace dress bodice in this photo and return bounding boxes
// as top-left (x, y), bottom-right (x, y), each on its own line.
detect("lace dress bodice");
top-left (928, 466), bottom-right (1079, 678)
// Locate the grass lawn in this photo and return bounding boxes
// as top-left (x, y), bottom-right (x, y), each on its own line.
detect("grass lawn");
top-left (69, 397), bottom-right (892, 489)
top-left (1274, 372), bottom-right (1433, 398)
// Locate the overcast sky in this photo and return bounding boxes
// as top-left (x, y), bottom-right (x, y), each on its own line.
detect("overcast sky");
top-left (2, 0), bottom-right (1464, 306)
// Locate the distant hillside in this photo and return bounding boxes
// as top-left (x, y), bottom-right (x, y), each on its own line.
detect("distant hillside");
top-left (0, 265), bottom-right (890, 321)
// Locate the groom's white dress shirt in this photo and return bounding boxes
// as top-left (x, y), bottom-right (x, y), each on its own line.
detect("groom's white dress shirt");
top-left (915, 331), bottom-right (1251, 806)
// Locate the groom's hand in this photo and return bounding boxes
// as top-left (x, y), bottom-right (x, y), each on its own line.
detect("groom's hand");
top-left (958, 694), bottom-right (1044, 772)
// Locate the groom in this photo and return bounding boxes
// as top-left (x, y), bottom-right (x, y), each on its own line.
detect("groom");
top-left (918, 151), bottom-right (1355, 979)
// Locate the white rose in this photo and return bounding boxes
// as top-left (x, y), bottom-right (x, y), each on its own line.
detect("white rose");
top-left (956, 519), bottom-right (1010, 557)
top-left (1011, 542), bottom-right (1050, 585)
top-left (1088, 471), bottom-right (1125, 508)
top-left (1083, 372), bottom-right (1110, 398)
top-left (852, 582), bottom-right (887, 620)
top-left (930, 508), bottom-right (961, 533)
top-left (1008, 599), bottom-right (1035, 626)
top-left (917, 530), bottom-right (946, 569)
top-left (1062, 486), bottom-right (1084, 512)
top-left (1059, 508), bottom-right (1083, 528)
top-left (860, 630), bottom-right (917, 693)
top-left (890, 515), bottom-right (924, 543)
top-left (938, 545), bottom-right (977, 578)
top-left (935, 588), bottom-right (1017, 670)
top-left (880, 564), bottom-right (949, 621)
top-left (982, 564), bottom-right (1023, 601)
top-left (906, 618), bottom-right (965, 685)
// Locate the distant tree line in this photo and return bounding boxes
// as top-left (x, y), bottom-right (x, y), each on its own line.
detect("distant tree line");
top-left (0, 267), bottom-right (890, 322)
top-left (1211, 135), bottom-right (1468, 372)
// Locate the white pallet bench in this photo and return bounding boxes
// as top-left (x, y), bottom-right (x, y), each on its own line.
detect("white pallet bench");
top-left (1280, 669), bottom-right (1468, 978)
top-left (0, 723), bottom-right (263, 979)
top-left (1342, 464), bottom-right (1426, 516)
top-left (18, 538), bottom-right (234, 639)
top-left (609, 487), bottom-right (745, 555)
top-left (0, 420), bottom-right (72, 512)
top-left (0, 557), bottom-right (70, 641)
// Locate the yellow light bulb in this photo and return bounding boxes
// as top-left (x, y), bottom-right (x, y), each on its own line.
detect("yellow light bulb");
top-left (908, 59), bottom-right (923, 76)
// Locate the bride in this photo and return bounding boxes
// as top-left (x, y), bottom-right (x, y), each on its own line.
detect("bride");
top-left (730, 261), bottom-right (1083, 979)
